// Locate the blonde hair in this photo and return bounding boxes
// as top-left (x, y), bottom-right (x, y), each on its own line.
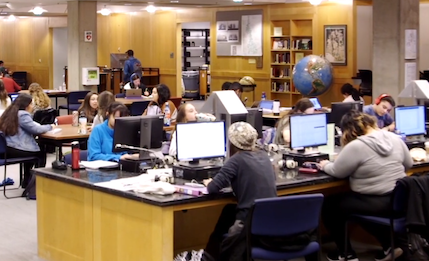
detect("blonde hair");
top-left (29, 83), bottom-right (50, 109)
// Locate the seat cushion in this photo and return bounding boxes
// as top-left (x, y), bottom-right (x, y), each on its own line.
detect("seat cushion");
top-left (351, 215), bottom-right (406, 233)
top-left (252, 241), bottom-right (319, 260)
top-left (0, 156), bottom-right (38, 166)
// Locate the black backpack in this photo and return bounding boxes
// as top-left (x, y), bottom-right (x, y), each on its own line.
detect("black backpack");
top-left (133, 61), bottom-right (143, 78)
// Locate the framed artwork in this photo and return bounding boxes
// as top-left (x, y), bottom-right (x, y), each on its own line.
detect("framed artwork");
top-left (324, 25), bottom-right (347, 66)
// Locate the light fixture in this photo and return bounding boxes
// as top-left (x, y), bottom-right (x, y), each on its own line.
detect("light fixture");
top-left (146, 3), bottom-right (156, 13)
top-left (233, 0), bottom-right (243, 2)
top-left (97, 5), bottom-right (111, 16)
top-left (309, 0), bottom-right (323, 5)
top-left (7, 15), bottom-right (16, 21)
top-left (29, 6), bottom-right (47, 15)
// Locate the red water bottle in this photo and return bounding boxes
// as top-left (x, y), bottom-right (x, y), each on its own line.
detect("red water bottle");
top-left (71, 141), bottom-right (80, 170)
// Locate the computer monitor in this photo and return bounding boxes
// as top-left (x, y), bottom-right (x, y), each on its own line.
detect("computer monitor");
top-left (9, 94), bottom-right (18, 102)
top-left (140, 115), bottom-right (164, 149)
top-left (246, 108), bottom-right (263, 138)
top-left (258, 100), bottom-right (274, 110)
top-left (289, 113), bottom-right (328, 150)
top-left (330, 101), bottom-right (363, 127)
top-left (395, 106), bottom-right (426, 136)
top-left (309, 98), bottom-right (322, 110)
top-left (176, 121), bottom-right (226, 163)
top-left (113, 116), bottom-right (142, 152)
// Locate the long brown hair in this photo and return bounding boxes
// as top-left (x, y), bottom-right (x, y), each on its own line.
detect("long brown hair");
top-left (29, 83), bottom-right (50, 109)
top-left (78, 92), bottom-right (98, 123)
top-left (340, 110), bottom-right (378, 146)
top-left (275, 98), bottom-right (314, 127)
top-left (97, 91), bottom-right (115, 120)
top-left (0, 79), bottom-right (8, 107)
top-left (176, 104), bottom-right (192, 123)
top-left (0, 93), bottom-right (33, 136)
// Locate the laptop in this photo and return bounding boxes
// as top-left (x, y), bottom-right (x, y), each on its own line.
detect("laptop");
top-left (309, 97), bottom-right (322, 110)
top-left (258, 100), bottom-right (274, 110)
top-left (10, 94), bottom-right (18, 102)
top-left (125, 89), bottom-right (142, 99)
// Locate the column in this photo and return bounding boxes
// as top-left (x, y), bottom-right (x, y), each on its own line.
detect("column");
top-left (372, 0), bottom-right (419, 102)
top-left (67, 1), bottom-right (98, 92)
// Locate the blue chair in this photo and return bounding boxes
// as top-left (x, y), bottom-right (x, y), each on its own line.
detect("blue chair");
top-left (0, 132), bottom-right (39, 199)
top-left (344, 180), bottom-right (407, 261)
top-left (247, 194), bottom-right (324, 260)
top-left (63, 150), bottom-right (88, 165)
top-left (115, 93), bottom-right (125, 98)
top-left (130, 100), bottom-right (150, 116)
top-left (59, 91), bottom-right (89, 114)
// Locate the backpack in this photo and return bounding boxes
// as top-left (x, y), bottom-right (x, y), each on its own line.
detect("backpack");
top-left (133, 60), bottom-right (143, 78)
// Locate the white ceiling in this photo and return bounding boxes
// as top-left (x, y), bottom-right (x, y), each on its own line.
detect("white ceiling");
top-left (0, 0), bottom-right (307, 16)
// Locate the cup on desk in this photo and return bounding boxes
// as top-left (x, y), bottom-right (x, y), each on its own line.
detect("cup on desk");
top-left (273, 100), bottom-right (280, 116)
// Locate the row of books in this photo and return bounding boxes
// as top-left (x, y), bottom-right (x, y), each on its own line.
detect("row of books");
top-left (272, 39), bottom-right (312, 50)
top-left (273, 53), bottom-right (291, 63)
top-left (271, 68), bottom-right (291, 78)
top-left (272, 82), bottom-right (292, 92)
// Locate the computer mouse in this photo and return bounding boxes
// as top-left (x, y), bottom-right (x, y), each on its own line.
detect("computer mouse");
top-left (52, 160), bottom-right (67, 170)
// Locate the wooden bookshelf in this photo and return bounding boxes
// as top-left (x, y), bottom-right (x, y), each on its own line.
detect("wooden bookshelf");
top-left (270, 18), bottom-right (313, 106)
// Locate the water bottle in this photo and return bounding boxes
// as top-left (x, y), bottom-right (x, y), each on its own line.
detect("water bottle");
top-left (71, 141), bottom-right (80, 170)
top-left (79, 111), bottom-right (87, 134)
top-left (164, 102), bottom-right (171, 127)
top-left (261, 92), bottom-right (266, 101)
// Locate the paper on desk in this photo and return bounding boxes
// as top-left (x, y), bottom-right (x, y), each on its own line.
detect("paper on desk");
top-left (80, 160), bottom-right (119, 169)
top-left (94, 174), bottom-right (151, 191)
top-left (47, 128), bottom-right (62, 134)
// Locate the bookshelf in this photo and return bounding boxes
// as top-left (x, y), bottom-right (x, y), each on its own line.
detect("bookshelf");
top-left (270, 19), bottom-right (313, 106)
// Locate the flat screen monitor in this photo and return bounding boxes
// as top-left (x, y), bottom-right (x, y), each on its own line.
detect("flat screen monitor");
top-left (258, 100), bottom-right (274, 110)
top-left (330, 101), bottom-right (363, 127)
top-left (247, 108), bottom-right (263, 138)
top-left (395, 106), bottom-right (426, 136)
top-left (309, 98), bottom-right (322, 110)
top-left (10, 94), bottom-right (18, 102)
top-left (176, 121), bottom-right (226, 162)
top-left (290, 113), bottom-right (328, 150)
top-left (113, 116), bottom-right (142, 152)
top-left (140, 115), bottom-right (164, 149)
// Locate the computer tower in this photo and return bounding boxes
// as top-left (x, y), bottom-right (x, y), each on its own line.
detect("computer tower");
top-left (246, 108), bottom-right (263, 138)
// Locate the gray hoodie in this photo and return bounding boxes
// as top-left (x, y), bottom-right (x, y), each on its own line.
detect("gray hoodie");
top-left (323, 130), bottom-right (413, 195)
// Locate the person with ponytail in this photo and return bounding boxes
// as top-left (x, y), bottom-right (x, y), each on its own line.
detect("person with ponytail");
top-left (0, 93), bottom-right (55, 187)
top-left (341, 83), bottom-right (364, 103)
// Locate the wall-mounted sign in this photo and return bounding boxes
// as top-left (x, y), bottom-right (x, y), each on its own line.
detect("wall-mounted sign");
top-left (85, 31), bottom-right (93, 42)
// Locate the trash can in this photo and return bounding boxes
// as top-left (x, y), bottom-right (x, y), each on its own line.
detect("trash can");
top-left (182, 71), bottom-right (199, 99)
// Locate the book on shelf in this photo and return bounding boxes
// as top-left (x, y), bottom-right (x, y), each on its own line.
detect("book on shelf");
top-left (271, 68), bottom-right (290, 78)
top-left (299, 39), bottom-right (312, 50)
top-left (273, 27), bottom-right (283, 36)
top-left (272, 40), bottom-right (290, 50)
top-left (271, 82), bottom-right (291, 92)
top-left (295, 52), bottom-right (304, 63)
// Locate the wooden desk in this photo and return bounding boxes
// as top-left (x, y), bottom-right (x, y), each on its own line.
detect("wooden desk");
top-left (262, 110), bottom-right (289, 119)
top-left (115, 97), bottom-right (151, 106)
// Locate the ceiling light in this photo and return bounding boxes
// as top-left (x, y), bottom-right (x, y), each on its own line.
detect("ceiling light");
top-left (7, 15), bottom-right (16, 21)
top-left (29, 6), bottom-right (47, 15)
top-left (146, 4), bottom-right (156, 13)
top-left (170, 0), bottom-right (179, 2)
top-left (233, 0), bottom-right (243, 2)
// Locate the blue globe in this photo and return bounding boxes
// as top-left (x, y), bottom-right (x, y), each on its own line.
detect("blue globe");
top-left (292, 55), bottom-right (333, 96)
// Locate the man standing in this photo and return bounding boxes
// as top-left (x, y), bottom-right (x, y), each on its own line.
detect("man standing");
top-left (122, 50), bottom-right (142, 84)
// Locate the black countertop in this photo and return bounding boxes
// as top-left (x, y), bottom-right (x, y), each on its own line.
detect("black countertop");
top-left (34, 168), bottom-right (339, 207)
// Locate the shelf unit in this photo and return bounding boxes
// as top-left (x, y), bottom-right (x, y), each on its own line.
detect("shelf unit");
top-left (182, 29), bottom-right (210, 71)
top-left (270, 19), bottom-right (313, 106)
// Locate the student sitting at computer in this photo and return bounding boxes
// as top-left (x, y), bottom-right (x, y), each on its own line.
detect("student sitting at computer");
top-left (341, 83), bottom-right (364, 103)
top-left (88, 102), bottom-right (139, 162)
top-left (123, 73), bottom-right (150, 96)
top-left (0, 79), bottom-right (11, 115)
top-left (143, 84), bottom-right (177, 122)
top-left (29, 83), bottom-right (51, 113)
top-left (363, 94), bottom-right (395, 131)
top-left (319, 110), bottom-right (412, 261)
top-left (92, 91), bottom-right (115, 128)
top-left (274, 98), bottom-right (315, 145)
top-left (169, 103), bottom-right (197, 156)
top-left (0, 94), bottom-right (55, 188)
top-left (202, 122), bottom-right (277, 260)
top-left (78, 91), bottom-right (98, 124)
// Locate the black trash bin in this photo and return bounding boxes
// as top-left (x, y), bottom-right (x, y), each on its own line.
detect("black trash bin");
top-left (182, 71), bottom-right (199, 99)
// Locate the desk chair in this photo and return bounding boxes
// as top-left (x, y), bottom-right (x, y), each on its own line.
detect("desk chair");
top-left (33, 108), bottom-right (57, 125)
top-left (59, 91), bottom-right (89, 114)
top-left (56, 115), bottom-right (73, 125)
top-left (130, 100), bottom-right (150, 116)
top-left (64, 150), bottom-right (88, 165)
top-left (344, 180), bottom-right (407, 261)
top-left (0, 132), bottom-right (39, 199)
top-left (358, 70), bottom-right (372, 97)
top-left (115, 93), bottom-right (125, 98)
top-left (247, 194), bottom-right (324, 260)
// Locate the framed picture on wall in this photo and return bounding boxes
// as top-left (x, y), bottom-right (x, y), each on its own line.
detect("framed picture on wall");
top-left (324, 25), bottom-right (347, 66)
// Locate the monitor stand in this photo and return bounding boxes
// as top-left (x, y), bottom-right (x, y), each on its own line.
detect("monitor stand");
top-left (174, 159), bottom-right (223, 181)
top-left (179, 159), bottom-right (215, 168)
top-left (283, 148), bottom-right (329, 167)
top-left (405, 135), bottom-right (425, 150)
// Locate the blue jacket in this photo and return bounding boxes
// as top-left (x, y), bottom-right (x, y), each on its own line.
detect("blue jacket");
top-left (123, 57), bottom-right (141, 82)
top-left (88, 120), bottom-right (126, 162)
top-left (6, 110), bottom-right (52, 152)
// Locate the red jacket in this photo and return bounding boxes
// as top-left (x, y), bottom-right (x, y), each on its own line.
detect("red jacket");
top-left (1, 77), bottom-right (21, 93)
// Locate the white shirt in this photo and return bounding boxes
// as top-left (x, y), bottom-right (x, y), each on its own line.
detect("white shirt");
top-left (343, 95), bottom-right (364, 104)
top-left (123, 82), bottom-right (132, 90)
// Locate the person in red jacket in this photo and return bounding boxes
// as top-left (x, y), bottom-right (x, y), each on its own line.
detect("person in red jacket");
top-left (0, 72), bottom-right (21, 93)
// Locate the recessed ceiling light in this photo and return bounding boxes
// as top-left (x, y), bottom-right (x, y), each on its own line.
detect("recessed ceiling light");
top-left (29, 6), bottom-right (47, 15)
top-left (97, 5), bottom-right (111, 16)
top-left (233, 0), bottom-right (243, 2)
top-left (146, 3), bottom-right (156, 13)
top-left (170, 0), bottom-right (179, 3)
top-left (7, 15), bottom-right (16, 21)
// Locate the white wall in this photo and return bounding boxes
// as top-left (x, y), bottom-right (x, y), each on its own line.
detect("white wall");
top-left (420, 4), bottom-right (429, 71)
top-left (53, 28), bottom-right (68, 89)
top-left (356, 5), bottom-right (373, 71)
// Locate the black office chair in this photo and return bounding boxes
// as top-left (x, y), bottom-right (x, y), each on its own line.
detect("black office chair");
top-left (130, 101), bottom-right (150, 116)
top-left (33, 108), bottom-right (57, 125)
top-left (12, 71), bottom-right (27, 90)
top-left (358, 70), bottom-right (372, 97)
top-left (59, 91), bottom-right (89, 114)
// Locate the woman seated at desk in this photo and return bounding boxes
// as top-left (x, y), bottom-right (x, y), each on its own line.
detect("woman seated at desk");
top-left (78, 91), bottom-right (98, 124)
top-left (0, 94), bottom-right (55, 188)
top-left (319, 110), bottom-right (412, 261)
top-left (123, 73), bottom-right (150, 96)
top-left (168, 103), bottom-right (198, 156)
top-left (202, 122), bottom-right (277, 261)
top-left (0, 79), bottom-right (11, 115)
top-left (341, 83), bottom-right (364, 104)
top-left (88, 102), bottom-right (138, 162)
top-left (92, 91), bottom-right (115, 128)
top-left (29, 83), bottom-right (51, 113)
top-left (143, 84), bottom-right (177, 123)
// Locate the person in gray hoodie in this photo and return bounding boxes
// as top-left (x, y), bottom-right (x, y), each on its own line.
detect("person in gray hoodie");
top-left (319, 110), bottom-right (413, 261)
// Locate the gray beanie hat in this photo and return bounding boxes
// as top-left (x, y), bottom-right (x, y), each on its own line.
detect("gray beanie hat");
top-left (228, 122), bottom-right (257, 151)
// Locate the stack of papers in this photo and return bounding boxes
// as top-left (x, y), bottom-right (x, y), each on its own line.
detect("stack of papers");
top-left (80, 160), bottom-right (119, 169)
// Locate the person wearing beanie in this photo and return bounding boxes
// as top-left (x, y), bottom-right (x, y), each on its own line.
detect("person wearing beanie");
top-left (202, 122), bottom-right (277, 260)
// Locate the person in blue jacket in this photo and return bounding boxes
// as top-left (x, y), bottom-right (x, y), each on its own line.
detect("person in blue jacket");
top-left (122, 49), bottom-right (142, 84)
top-left (88, 102), bottom-right (138, 162)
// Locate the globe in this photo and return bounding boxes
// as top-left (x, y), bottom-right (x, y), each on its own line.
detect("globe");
top-left (292, 55), bottom-right (333, 96)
